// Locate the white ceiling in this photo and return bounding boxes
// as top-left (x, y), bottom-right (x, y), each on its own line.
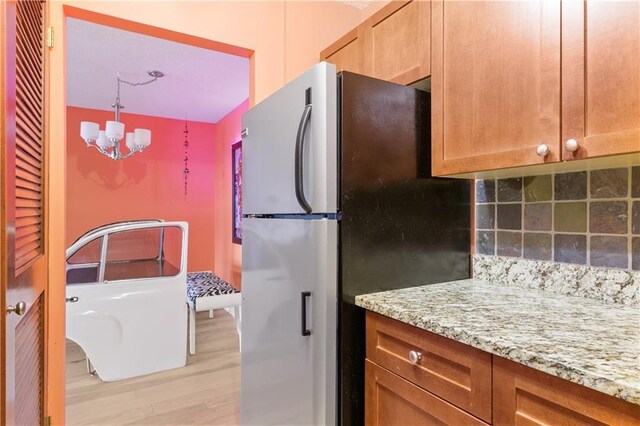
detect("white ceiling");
top-left (66, 18), bottom-right (250, 124)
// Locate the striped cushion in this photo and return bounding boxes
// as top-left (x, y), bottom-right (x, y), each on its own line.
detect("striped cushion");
top-left (187, 272), bottom-right (237, 308)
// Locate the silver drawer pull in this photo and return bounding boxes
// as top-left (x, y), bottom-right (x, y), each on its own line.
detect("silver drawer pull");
top-left (408, 350), bottom-right (422, 364)
top-left (66, 297), bottom-right (79, 303)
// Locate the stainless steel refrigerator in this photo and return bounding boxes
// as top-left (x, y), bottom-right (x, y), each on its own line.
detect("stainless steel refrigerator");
top-left (241, 62), bottom-right (470, 425)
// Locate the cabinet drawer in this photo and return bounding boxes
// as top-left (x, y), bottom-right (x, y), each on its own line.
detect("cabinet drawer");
top-left (365, 360), bottom-right (488, 426)
top-left (366, 311), bottom-right (492, 422)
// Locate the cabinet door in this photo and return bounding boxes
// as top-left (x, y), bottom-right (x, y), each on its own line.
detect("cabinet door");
top-left (493, 356), bottom-right (640, 425)
top-left (432, 0), bottom-right (561, 176)
top-left (365, 360), bottom-right (487, 426)
top-left (562, 1), bottom-right (640, 160)
top-left (320, 26), bottom-right (369, 75)
top-left (367, 0), bottom-right (430, 85)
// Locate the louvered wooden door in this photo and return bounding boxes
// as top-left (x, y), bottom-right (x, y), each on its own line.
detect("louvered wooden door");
top-left (2, 0), bottom-right (48, 425)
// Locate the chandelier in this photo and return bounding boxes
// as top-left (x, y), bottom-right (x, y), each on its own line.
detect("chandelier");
top-left (80, 70), bottom-right (164, 160)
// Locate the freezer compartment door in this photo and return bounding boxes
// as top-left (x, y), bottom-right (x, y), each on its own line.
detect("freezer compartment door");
top-left (241, 217), bottom-right (337, 425)
top-left (242, 62), bottom-right (338, 215)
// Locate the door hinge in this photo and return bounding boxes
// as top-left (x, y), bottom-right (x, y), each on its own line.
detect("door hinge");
top-left (44, 416), bottom-right (52, 426)
top-left (47, 27), bottom-right (54, 49)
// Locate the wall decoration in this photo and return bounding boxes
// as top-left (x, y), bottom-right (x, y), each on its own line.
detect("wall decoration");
top-left (183, 117), bottom-right (190, 197)
top-left (232, 141), bottom-right (242, 244)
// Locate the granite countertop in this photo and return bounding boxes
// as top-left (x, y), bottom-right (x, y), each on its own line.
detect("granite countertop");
top-left (355, 278), bottom-right (640, 405)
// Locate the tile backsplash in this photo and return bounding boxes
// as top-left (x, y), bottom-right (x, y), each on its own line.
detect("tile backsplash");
top-left (475, 166), bottom-right (640, 271)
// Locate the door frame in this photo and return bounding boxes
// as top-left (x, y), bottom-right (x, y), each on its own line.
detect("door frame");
top-left (45, 4), bottom-right (255, 423)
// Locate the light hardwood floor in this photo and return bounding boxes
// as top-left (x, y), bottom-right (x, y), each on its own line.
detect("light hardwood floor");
top-left (66, 309), bottom-right (240, 425)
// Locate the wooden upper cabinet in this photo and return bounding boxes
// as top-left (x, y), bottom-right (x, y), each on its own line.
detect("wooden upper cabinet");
top-left (321, 0), bottom-right (430, 85)
top-left (320, 26), bottom-right (369, 75)
top-left (367, 0), bottom-right (430, 85)
top-left (562, 0), bottom-right (640, 160)
top-left (431, 0), bottom-right (562, 176)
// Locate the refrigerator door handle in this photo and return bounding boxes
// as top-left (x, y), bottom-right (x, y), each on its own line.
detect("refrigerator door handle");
top-left (301, 291), bottom-right (311, 336)
top-left (295, 100), bottom-right (313, 214)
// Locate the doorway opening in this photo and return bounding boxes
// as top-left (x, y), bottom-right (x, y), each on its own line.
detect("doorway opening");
top-left (63, 10), bottom-right (250, 425)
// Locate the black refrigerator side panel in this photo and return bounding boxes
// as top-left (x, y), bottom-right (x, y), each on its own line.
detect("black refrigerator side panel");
top-left (337, 72), bottom-right (471, 425)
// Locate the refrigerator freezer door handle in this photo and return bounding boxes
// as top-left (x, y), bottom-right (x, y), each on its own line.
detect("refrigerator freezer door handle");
top-left (294, 102), bottom-right (313, 214)
top-left (301, 291), bottom-right (311, 336)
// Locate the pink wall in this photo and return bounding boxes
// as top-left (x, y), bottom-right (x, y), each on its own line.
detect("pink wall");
top-left (284, 1), bottom-right (361, 82)
top-left (66, 106), bottom-right (217, 272)
top-left (213, 99), bottom-right (249, 289)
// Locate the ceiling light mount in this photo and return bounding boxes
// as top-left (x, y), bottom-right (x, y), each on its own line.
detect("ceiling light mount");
top-left (80, 70), bottom-right (165, 160)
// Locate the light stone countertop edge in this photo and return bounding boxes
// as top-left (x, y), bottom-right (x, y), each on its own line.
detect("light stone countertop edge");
top-left (354, 278), bottom-right (640, 406)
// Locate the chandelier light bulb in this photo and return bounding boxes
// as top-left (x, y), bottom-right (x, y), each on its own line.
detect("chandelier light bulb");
top-left (134, 129), bottom-right (152, 148)
top-left (96, 130), bottom-right (114, 148)
top-left (105, 121), bottom-right (125, 141)
top-left (125, 132), bottom-right (135, 150)
top-left (80, 121), bottom-right (99, 142)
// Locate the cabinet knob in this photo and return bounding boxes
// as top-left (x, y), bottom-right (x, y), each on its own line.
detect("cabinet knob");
top-left (408, 350), bottom-right (422, 365)
top-left (536, 144), bottom-right (550, 157)
top-left (565, 138), bottom-right (580, 152)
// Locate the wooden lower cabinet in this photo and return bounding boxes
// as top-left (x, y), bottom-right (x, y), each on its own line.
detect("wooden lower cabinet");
top-left (365, 313), bottom-right (640, 425)
top-left (493, 356), bottom-right (640, 426)
top-left (365, 360), bottom-right (488, 426)
top-left (366, 311), bottom-right (492, 422)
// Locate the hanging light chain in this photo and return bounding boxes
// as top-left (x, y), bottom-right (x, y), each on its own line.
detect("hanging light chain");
top-left (113, 71), bottom-right (163, 118)
top-left (183, 116), bottom-right (190, 197)
top-left (116, 71), bottom-right (161, 88)
top-left (115, 76), bottom-right (121, 108)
